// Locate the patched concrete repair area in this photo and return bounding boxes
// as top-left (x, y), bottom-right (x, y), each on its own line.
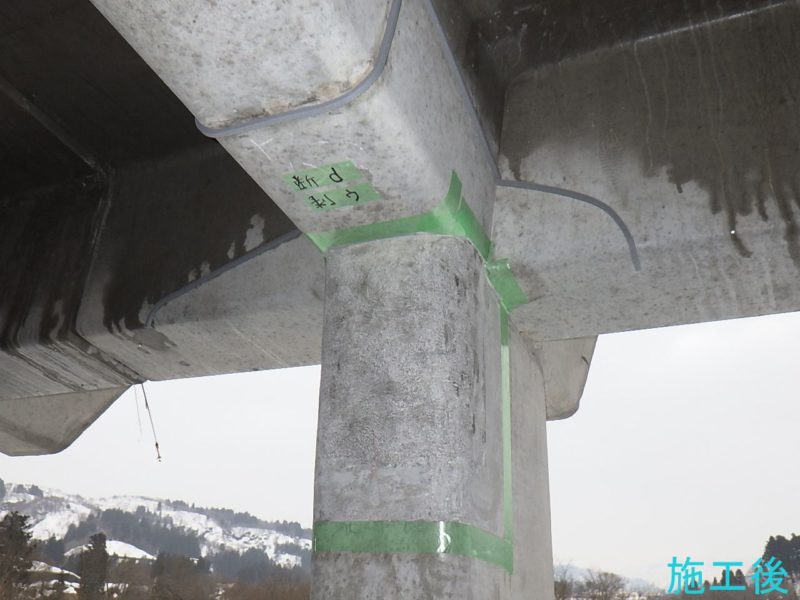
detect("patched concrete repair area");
top-left (2, 0), bottom-right (800, 598)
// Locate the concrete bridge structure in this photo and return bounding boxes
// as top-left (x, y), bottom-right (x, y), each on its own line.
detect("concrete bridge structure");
top-left (2, 0), bottom-right (800, 597)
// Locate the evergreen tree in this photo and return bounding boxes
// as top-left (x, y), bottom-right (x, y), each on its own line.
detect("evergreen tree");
top-left (53, 572), bottom-right (68, 600)
top-left (41, 535), bottom-right (66, 566)
top-left (79, 532), bottom-right (109, 600)
top-left (0, 511), bottom-right (34, 598)
top-left (151, 553), bottom-right (214, 600)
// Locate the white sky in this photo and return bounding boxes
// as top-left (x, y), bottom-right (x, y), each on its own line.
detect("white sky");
top-left (2, 311), bottom-right (799, 587)
top-left (548, 311), bottom-right (800, 587)
top-left (0, 366), bottom-right (321, 527)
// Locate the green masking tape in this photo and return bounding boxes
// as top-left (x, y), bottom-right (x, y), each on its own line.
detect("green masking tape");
top-left (499, 308), bottom-right (513, 543)
top-left (313, 521), bottom-right (513, 572)
top-left (487, 260), bottom-right (529, 313)
top-left (310, 170), bottom-right (525, 573)
top-left (307, 171), bottom-right (491, 260)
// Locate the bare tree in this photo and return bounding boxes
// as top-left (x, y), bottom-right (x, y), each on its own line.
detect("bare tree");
top-left (582, 570), bottom-right (626, 600)
top-left (555, 564), bottom-right (576, 600)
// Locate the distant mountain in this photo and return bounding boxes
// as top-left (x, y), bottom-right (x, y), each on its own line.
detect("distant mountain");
top-left (555, 563), bottom-right (662, 592)
top-left (0, 482), bottom-right (311, 578)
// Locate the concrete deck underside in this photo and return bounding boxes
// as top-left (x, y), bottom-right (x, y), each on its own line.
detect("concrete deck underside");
top-left (2, 1), bottom-right (799, 597)
top-left (0, 6), bottom-right (798, 583)
top-left (2, 1), bottom-right (795, 395)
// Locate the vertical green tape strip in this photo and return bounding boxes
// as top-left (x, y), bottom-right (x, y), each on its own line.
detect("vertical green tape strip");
top-left (311, 171), bottom-right (526, 573)
top-left (487, 259), bottom-right (529, 313)
top-left (499, 308), bottom-right (513, 544)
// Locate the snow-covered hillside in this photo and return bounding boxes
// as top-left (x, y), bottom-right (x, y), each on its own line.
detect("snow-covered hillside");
top-left (1, 483), bottom-right (311, 569)
top-left (65, 540), bottom-right (155, 561)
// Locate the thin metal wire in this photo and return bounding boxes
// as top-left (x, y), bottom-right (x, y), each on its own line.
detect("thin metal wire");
top-left (140, 382), bottom-right (162, 462)
top-left (144, 228), bottom-right (301, 328)
top-left (496, 180), bottom-right (641, 270)
top-left (189, 0), bottom-right (640, 277)
top-left (420, 0), bottom-right (641, 271)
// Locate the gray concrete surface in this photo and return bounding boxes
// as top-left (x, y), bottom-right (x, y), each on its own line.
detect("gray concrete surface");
top-left (88, 0), bottom-right (391, 130)
top-left (76, 144), bottom-right (308, 381)
top-left (130, 234), bottom-right (324, 376)
top-left (532, 338), bottom-right (596, 421)
top-left (7, 1), bottom-right (800, 597)
top-left (0, 177), bottom-right (139, 401)
top-left (0, 136), bottom-right (591, 453)
top-left (90, 0), bottom-right (497, 236)
top-left (510, 325), bottom-right (555, 600)
top-left (316, 235), bottom-right (502, 531)
top-left (313, 234), bottom-right (553, 599)
top-left (0, 387), bottom-right (125, 456)
top-left (494, 1), bottom-right (800, 341)
top-left (5, 0), bottom-right (797, 458)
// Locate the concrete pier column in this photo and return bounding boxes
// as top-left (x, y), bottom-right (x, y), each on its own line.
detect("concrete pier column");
top-left (312, 234), bottom-right (554, 600)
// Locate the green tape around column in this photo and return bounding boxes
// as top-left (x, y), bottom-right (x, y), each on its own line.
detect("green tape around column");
top-left (306, 172), bottom-right (491, 260)
top-left (313, 520), bottom-right (513, 572)
top-left (310, 169), bottom-right (525, 574)
top-left (487, 260), bottom-right (529, 313)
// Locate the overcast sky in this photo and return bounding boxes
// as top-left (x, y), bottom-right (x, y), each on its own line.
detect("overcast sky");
top-left (2, 311), bottom-right (799, 587)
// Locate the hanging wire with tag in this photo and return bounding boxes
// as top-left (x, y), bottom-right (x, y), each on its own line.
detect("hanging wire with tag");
top-left (140, 382), bottom-right (162, 462)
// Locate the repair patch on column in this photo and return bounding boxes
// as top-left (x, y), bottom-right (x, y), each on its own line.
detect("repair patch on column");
top-left (283, 161), bottom-right (380, 211)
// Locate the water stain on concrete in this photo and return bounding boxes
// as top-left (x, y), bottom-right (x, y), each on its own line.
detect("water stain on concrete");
top-left (501, 1), bottom-right (800, 264)
top-left (99, 146), bottom-right (296, 334)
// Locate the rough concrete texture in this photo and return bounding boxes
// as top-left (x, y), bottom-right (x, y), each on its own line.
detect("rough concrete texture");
top-left (532, 337), bottom-right (596, 420)
top-left (221, 0), bottom-right (496, 234)
top-left (88, 0), bottom-right (496, 235)
top-left (510, 326), bottom-right (555, 600)
top-left (0, 177), bottom-right (139, 400)
top-left (76, 144), bottom-right (311, 381)
top-left (313, 234), bottom-right (554, 599)
top-left (1, 0), bottom-right (594, 462)
top-left (88, 0), bottom-right (390, 129)
top-left (494, 1), bottom-right (800, 341)
top-left (0, 134), bottom-right (587, 455)
top-left (0, 387), bottom-right (125, 455)
top-left (137, 235), bottom-right (324, 377)
top-left (316, 235), bottom-right (502, 529)
top-left (314, 234), bottom-right (505, 598)
top-left (313, 554), bottom-right (506, 600)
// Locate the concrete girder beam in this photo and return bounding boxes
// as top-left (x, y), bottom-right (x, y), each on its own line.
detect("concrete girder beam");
top-left (82, 0), bottom-right (598, 415)
top-left (494, 1), bottom-right (800, 341)
top-left (534, 338), bottom-right (596, 421)
top-left (0, 387), bottom-right (126, 456)
top-left (75, 145), bottom-right (311, 381)
top-left (0, 177), bottom-right (139, 401)
top-left (88, 0), bottom-right (497, 235)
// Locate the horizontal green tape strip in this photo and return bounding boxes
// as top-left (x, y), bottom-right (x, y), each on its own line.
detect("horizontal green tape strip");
top-left (307, 172), bottom-right (491, 260)
top-left (313, 520), bottom-right (513, 572)
top-left (306, 170), bottom-right (528, 311)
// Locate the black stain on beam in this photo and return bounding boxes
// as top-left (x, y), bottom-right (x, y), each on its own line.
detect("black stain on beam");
top-left (501, 1), bottom-right (800, 264)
